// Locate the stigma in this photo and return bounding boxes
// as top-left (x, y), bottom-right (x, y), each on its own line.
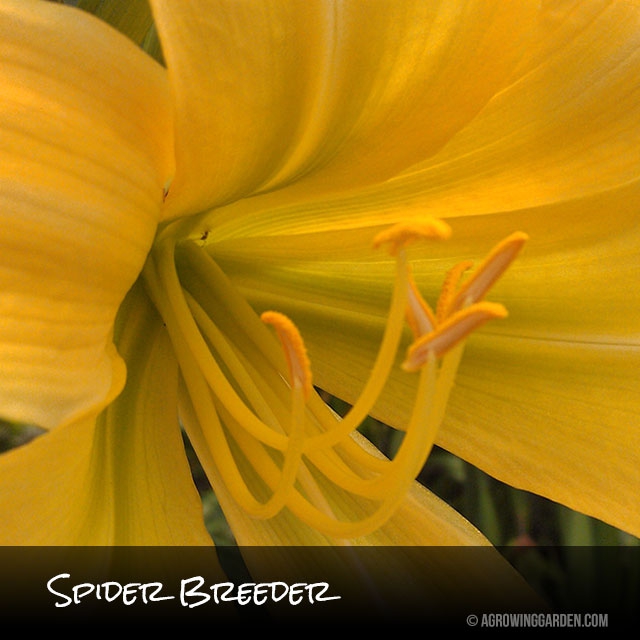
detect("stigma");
top-left (261, 310), bottom-right (313, 401)
top-left (372, 218), bottom-right (452, 255)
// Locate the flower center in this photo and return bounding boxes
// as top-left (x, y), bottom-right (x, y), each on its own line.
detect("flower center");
top-left (142, 218), bottom-right (526, 540)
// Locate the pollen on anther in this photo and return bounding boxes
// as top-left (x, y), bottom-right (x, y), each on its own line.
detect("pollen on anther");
top-left (372, 218), bottom-right (452, 255)
top-left (402, 302), bottom-right (508, 371)
top-left (261, 311), bottom-right (313, 400)
top-left (448, 232), bottom-right (528, 314)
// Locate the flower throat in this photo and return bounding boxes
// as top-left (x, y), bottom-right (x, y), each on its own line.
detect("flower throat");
top-left (142, 217), bottom-right (527, 540)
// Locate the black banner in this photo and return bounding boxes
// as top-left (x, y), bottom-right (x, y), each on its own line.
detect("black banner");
top-left (0, 546), bottom-right (636, 629)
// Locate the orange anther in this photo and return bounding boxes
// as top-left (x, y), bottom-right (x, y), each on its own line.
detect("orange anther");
top-left (402, 302), bottom-right (507, 371)
top-left (447, 232), bottom-right (528, 314)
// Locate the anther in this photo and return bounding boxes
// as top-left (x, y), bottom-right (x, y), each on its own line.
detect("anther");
top-left (261, 311), bottom-right (313, 400)
top-left (402, 302), bottom-right (508, 371)
top-left (445, 232), bottom-right (528, 315)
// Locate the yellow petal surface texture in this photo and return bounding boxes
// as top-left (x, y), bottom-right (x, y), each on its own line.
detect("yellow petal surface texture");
top-left (0, 283), bottom-right (214, 546)
top-left (150, 0), bottom-right (538, 218)
top-left (0, 0), bottom-right (173, 429)
top-left (198, 0), bottom-right (640, 238)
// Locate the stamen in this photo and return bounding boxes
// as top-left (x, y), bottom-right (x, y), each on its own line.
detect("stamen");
top-left (372, 217), bottom-right (452, 255)
top-left (261, 311), bottom-right (313, 401)
top-left (402, 302), bottom-right (508, 371)
top-left (445, 232), bottom-right (528, 315)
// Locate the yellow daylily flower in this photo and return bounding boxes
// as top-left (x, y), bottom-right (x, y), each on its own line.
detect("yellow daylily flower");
top-left (1, 0), bottom-right (639, 607)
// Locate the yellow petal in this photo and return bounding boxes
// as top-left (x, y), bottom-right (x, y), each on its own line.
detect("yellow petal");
top-left (0, 283), bottom-right (213, 546)
top-left (0, 414), bottom-right (113, 544)
top-left (150, 0), bottom-right (538, 218)
top-left (443, 336), bottom-right (640, 540)
top-left (193, 0), bottom-right (640, 240)
top-left (388, 0), bottom-right (640, 217)
top-left (0, 0), bottom-right (173, 429)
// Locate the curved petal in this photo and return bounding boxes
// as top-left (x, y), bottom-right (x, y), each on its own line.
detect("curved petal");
top-left (0, 414), bottom-right (113, 544)
top-left (0, 0), bottom-right (174, 429)
top-left (0, 283), bottom-right (213, 546)
top-left (105, 283), bottom-right (214, 545)
top-left (150, 0), bottom-right (539, 218)
top-left (206, 179), bottom-right (640, 538)
top-left (190, 0), bottom-right (640, 239)
top-left (381, 0), bottom-right (640, 217)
